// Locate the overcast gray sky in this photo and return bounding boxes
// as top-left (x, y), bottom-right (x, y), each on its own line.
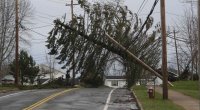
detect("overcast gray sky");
top-left (25, 0), bottom-right (194, 71)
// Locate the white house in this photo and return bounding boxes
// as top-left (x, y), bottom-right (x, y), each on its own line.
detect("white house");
top-left (146, 77), bottom-right (162, 86)
top-left (104, 76), bottom-right (126, 88)
top-left (136, 76), bottom-right (163, 86)
top-left (136, 68), bottom-right (179, 86)
top-left (1, 75), bottom-right (15, 84)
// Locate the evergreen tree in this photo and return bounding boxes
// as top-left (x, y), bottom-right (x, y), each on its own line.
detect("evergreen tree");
top-left (46, 0), bottom-right (161, 87)
top-left (10, 50), bottom-right (40, 85)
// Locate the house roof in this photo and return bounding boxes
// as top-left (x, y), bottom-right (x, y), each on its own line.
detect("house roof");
top-left (1, 75), bottom-right (14, 81)
top-left (105, 76), bottom-right (126, 79)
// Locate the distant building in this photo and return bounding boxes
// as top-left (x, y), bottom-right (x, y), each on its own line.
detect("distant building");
top-left (104, 76), bottom-right (126, 88)
top-left (136, 68), bottom-right (178, 86)
top-left (37, 64), bottom-right (65, 85)
top-left (136, 76), bottom-right (162, 86)
top-left (1, 75), bottom-right (15, 84)
top-left (156, 68), bottom-right (178, 82)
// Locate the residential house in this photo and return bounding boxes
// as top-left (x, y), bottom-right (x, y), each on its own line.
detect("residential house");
top-left (104, 76), bottom-right (126, 88)
top-left (1, 75), bottom-right (15, 84)
top-left (136, 68), bottom-right (178, 86)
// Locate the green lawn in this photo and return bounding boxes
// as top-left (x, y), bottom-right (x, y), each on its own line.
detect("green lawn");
top-left (0, 85), bottom-right (18, 91)
top-left (132, 86), bottom-right (184, 110)
top-left (170, 81), bottom-right (200, 99)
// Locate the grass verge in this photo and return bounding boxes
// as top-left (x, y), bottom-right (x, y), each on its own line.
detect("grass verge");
top-left (0, 85), bottom-right (18, 92)
top-left (132, 86), bottom-right (184, 110)
top-left (170, 81), bottom-right (199, 99)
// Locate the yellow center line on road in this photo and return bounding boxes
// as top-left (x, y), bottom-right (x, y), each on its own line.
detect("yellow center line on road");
top-left (23, 88), bottom-right (78, 110)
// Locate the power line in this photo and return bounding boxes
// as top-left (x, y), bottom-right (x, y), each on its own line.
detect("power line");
top-left (139, 0), bottom-right (148, 15)
top-left (139, 11), bottom-right (184, 17)
top-left (137, 0), bottom-right (147, 14)
top-left (35, 14), bottom-right (55, 21)
top-left (31, 41), bottom-right (46, 43)
top-left (32, 54), bottom-right (47, 57)
top-left (31, 38), bottom-right (46, 41)
top-left (33, 19), bottom-right (54, 25)
top-left (15, 0), bottom-right (19, 86)
top-left (131, 0), bottom-right (159, 45)
top-left (166, 12), bottom-right (184, 17)
top-left (35, 12), bottom-right (68, 20)
top-left (34, 17), bottom-right (70, 25)
top-left (25, 28), bottom-right (49, 37)
top-left (29, 24), bottom-right (54, 30)
top-left (167, 35), bottom-right (188, 43)
top-left (35, 11), bottom-right (68, 18)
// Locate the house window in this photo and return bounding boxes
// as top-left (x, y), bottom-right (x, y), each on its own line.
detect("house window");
top-left (111, 80), bottom-right (118, 86)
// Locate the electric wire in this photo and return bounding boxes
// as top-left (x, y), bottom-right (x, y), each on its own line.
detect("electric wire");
top-left (28, 24), bottom-right (54, 30)
top-left (138, 0), bottom-right (148, 15)
top-left (26, 28), bottom-right (49, 37)
top-left (137, 0), bottom-right (146, 15)
top-left (130, 0), bottom-right (159, 47)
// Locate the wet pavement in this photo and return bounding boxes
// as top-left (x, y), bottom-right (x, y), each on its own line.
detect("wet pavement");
top-left (0, 89), bottom-right (63, 110)
top-left (0, 87), bottom-right (139, 110)
top-left (109, 88), bottom-right (139, 110)
top-left (36, 87), bottom-right (139, 110)
top-left (36, 88), bottom-right (112, 110)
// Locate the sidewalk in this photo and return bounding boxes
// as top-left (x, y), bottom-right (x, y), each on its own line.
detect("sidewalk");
top-left (155, 86), bottom-right (200, 110)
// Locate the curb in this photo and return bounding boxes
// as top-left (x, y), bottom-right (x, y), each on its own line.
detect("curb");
top-left (132, 90), bottom-right (144, 110)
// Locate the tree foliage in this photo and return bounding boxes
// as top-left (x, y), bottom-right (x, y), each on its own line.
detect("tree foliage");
top-left (10, 50), bottom-right (39, 85)
top-left (46, 0), bottom-right (161, 87)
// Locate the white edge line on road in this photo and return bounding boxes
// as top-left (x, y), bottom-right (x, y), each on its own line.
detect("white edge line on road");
top-left (0, 90), bottom-right (32, 99)
top-left (103, 88), bottom-right (115, 110)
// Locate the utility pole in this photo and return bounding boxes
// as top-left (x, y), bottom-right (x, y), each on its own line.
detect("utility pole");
top-left (15, 0), bottom-right (19, 86)
top-left (197, 0), bottom-right (200, 107)
top-left (190, 0), bottom-right (194, 80)
top-left (173, 28), bottom-right (180, 77)
top-left (197, 1), bottom-right (200, 109)
top-left (52, 55), bottom-right (55, 80)
top-left (160, 0), bottom-right (168, 100)
top-left (71, 0), bottom-right (74, 20)
top-left (71, 0), bottom-right (75, 86)
top-left (68, 0), bottom-right (77, 86)
top-left (50, 55), bottom-right (52, 81)
top-left (66, 0), bottom-right (79, 86)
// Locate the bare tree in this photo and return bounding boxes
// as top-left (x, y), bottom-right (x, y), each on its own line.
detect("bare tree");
top-left (175, 8), bottom-right (198, 80)
top-left (0, 0), bottom-right (32, 77)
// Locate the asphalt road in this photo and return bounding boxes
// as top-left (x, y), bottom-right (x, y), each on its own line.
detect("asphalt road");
top-left (0, 89), bottom-right (63, 110)
top-left (109, 88), bottom-right (138, 110)
top-left (0, 88), bottom-right (139, 110)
